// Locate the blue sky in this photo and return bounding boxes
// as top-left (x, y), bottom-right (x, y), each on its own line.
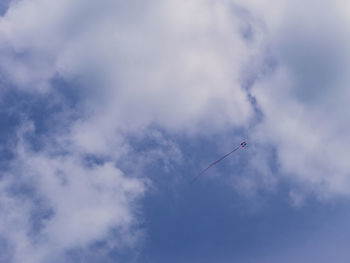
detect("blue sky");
top-left (1, 0), bottom-right (350, 262)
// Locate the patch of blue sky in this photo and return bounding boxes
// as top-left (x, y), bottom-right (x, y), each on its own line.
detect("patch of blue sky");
top-left (59, 129), bottom-right (341, 263)
top-left (0, 0), bottom-right (10, 16)
top-left (104, 127), bottom-right (350, 263)
top-left (0, 76), bottom-right (83, 155)
top-left (139, 176), bottom-right (350, 263)
top-left (0, 236), bottom-right (13, 263)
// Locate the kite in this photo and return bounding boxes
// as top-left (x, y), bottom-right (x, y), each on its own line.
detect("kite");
top-left (190, 141), bottom-right (247, 184)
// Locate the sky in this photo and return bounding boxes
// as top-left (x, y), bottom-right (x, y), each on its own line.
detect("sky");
top-left (1, 0), bottom-right (350, 262)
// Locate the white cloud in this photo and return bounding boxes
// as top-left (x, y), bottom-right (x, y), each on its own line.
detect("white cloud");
top-left (250, 0), bottom-right (350, 198)
top-left (0, 0), bottom-right (258, 134)
top-left (0, 125), bottom-right (145, 263)
top-left (0, 0), bottom-right (262, 261)
top-left (2, 0), bottom-right (350, 261)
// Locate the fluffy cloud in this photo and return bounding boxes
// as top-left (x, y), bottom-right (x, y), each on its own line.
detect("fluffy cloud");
top-left (0, 0), bottom-right (261, 261)
top-left (0, 122), bottom-right (145, 263)
top-left (0, 0), bottom-right (257, 134)
top-left (2, 0), bottom-right (350, 261)
top-left (250, 0), bottom-right (350, 198)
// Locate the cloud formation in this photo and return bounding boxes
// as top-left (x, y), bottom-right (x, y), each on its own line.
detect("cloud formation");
top-left (1, 0), bottom-right (350, 262)
top-left (0, 0), bottom-right (256, 133)
top-left (0, 0), bottom-right (261, 261)
top-left (250, 0), bottom-right (350, 198)
top-left (0, 122), bottom-right (145, 263)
